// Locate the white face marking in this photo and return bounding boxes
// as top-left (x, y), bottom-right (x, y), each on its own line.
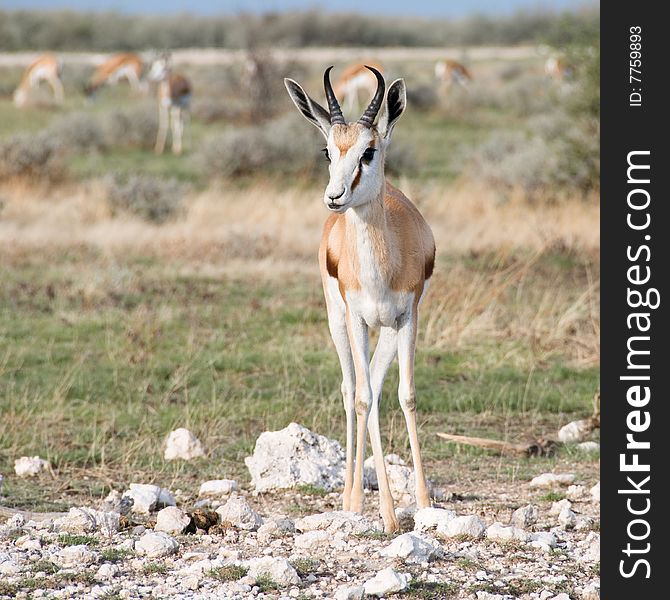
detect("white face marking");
top-left (323, 127), bottom-right (382, 213)
top-left (148, 59), bottom-right (168, 82)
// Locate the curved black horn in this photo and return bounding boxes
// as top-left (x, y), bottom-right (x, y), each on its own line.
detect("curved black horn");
top-left (323, 66), bottom-right (345, 125)
top-left (358, 66), bottom-right (385, 127)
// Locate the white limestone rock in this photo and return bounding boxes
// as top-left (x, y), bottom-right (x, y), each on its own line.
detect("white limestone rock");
top-left (295, 511), bottom-right (378, 535)
top-left (155, 506), bottom-right (191, 535)
top-left (198, 479), bottom-right (238, 497)
top-left (590, 481), bottom-right (600, 503)
top-left (14, 456), bottom-right (50, 477)
top-left (53, 507), bottom-right (120, 536)
top-left (380, 532), bottom-right (441, 563)
top-left (215, 496), bottom-right (263, 531)
top-left (246, 556), bottom-right (300, 587)
top-left (486, 522), bottom-right (530, 543)
top-left (295, 530), bottom-right (331, 552)
top-left (245, 422), bottom-right (345, 492)
top-left (334, 585), bottom-right (365, 600)
top-left (135, 531), bottom-right (179, 558)
top-left (363, 567), bottom-right (409, 596)
top-left (529, 531), bottom-right (558, 551)
top-left (510, 504), bottom-right (538, 528)
top-left (558, 419), bottom-right (593, 443)
top-left (55, 545), bottom-right (96, 568)
top-left (576, 441), bottom-right (600, 453)
top-left (413, 507), bottom-right (456, 533)
top-left (529, 473), bottom-right (575, 489)
top-left (164, 428), bottom-right (205, 461)
top-left (558, 506), bottom-right (577, 529)
top-left (438, 515), bottom-right (486, 539)
top-left (122, 484), bottom-right (175, 515)
top-left (550, 499), bottom-right (573, 516)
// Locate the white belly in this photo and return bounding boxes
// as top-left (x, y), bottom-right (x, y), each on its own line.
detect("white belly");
top-left (346, 288), bottom-right (414, 329)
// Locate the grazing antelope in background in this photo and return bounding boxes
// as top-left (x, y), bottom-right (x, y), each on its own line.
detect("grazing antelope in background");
top-left (13, 54), bottom-right (64, 107)
top-left (85, 53), bottom-right (147, 99)
top-left (434, 59), bottom-right (472, 88)
top-left (285, 66), bottom-right (435, 533)
top-left (147, 53), bottom-right (192, 155)
top-left (334, 62), bottom-right (385, 115)
top-left (544, 56), bottom-right (573, 81)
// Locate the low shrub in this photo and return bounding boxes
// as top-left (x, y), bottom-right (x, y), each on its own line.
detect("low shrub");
top-left (106, 174), bottom-right (188, 223)
top-left (104, 106), bottom-right (158, 150)
top-left (0, 131), bottom-right (64, 182)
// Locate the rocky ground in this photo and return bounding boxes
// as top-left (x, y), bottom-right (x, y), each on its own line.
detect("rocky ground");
top-left (0, 426), bottom-right (600, 600)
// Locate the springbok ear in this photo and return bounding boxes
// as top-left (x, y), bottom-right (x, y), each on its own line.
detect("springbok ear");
top-left (377, 78), bottom-right (406, 143)
top-left (284, 78), bottom-right (331, 139)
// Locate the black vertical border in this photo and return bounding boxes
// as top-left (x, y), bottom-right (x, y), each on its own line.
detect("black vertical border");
top-left (601, 3), bottom-right (669, 597)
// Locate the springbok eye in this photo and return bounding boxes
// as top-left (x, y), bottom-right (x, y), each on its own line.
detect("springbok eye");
top-left (322, 148), bottom-right (331, 162)
top-left (361, 148), bottom-right (377, 164)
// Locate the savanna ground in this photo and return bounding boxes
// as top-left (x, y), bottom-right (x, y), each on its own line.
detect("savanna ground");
top-left (0, 43), bottom-right (599, 545)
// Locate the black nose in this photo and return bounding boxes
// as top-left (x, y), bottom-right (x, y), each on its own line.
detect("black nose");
top-left (327, 189), bottom-right (345, 200)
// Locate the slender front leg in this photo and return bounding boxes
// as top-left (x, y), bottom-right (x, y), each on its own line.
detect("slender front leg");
top-left (323, 280), bottom-right (355, 511)
top-left (397, 304), bottom-right (431, 509)
top-left (368, 326), bottom-right (400, 532)
top-left (170, 106), bottom-right (183, 155)
top-left (50, 77), bottom-right (64, 103)
top-left (345, 309), bottom-right (371, 514)
top-left (155, 105), bottom-right (169, 155)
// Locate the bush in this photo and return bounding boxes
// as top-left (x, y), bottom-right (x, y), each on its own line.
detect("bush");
top-left (406, 85), bottom-right (439, 112)
top-left (106, 174), bottom-right (188, 223)
top-left (0, 132), bottom-right (64, 181)
top-left (104, 106), bottom-right (158, 150)
top-left (199, 115), bottom-right (322, 178)
top-left (48, 111), bottom-right (107, 153)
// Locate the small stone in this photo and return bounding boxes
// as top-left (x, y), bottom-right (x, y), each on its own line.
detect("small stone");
top-left (550, 499), bottom-right (572, 516)
top-left (96, 563), bottom-right (119, 580)
top-left (380, 532), bottom-right (440, 563)
top-left (590, 481), bottom-right (600, 502)
top-left (164, 428), bottom-right (206, 461)
top-left (558, 419), bottom-right (593, 443)
top-left (567, 485), bottom-right (587, 500)
top-left (363, 567), bottom-right (409, 596)
top-left (123, 484), bottom-right (175, 515)
top-left (295, 530), bottom-right (331, 552)
top-left (295, 511), bottom-right (378, 535)
top-left (558, 506), bottom-right (577, 529)
top-left (395, 506), bottom-right (417, 530)
top-left (216, 496), bottom-right (263, 531)
top-left (334, 585), bottom-right (365, 600)
top-left (413, 507), bottom-right (456, 532)
top-left (55, 545), bottom-right (96, 568)
top-left (575, 516), bottom-right (595, 530)
top-left (576, 441), bottom-right (600, 453)
top-left (529, 473), bottom-right (575, 489)
top-left (486, 522), bottom-right (529, 543)
top-left (580, 581), bottom-right (600, 599)
top-left (135, 531), bottom-right (179, 558)
top-left (198, 479), bottom-right (238, 497)
top-left (155, 506), bottom-right (191, 534)
top-left (529, 531), bottom-right (558, 550)
top-left (0, 560), bottom-right (21, 575)
top-left (14, 456), bottom-right (50, 477)
top-left (551, 594), bottom-right (571, 600)
top-left (510, 504), bottom-right (538, 528)
top-left (437, 515), bottom-right (486, 539)
top-left (246, 556), bottom-right (300, 587)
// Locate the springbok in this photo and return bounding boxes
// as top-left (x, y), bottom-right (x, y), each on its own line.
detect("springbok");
top-left (544, 56), bottom-right (573, 81)
top-left (85, 53), bottom-right (146, 99)
top-left (147, 53), bottom-right (192, 156)
top-left (334, 62), bottom-right (385, 115)
top-left (13, 54), bottom-right (64, 107)
top-left (434, 59), bottom-right (472, 88)
top-left (285, 66), bottom-right (435, 533)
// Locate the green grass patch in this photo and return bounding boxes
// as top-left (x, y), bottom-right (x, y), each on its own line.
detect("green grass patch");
top-left (100, 548), bottom-right (133, 563)
top-left (255, 574), bottom-right (279, 592)
top-left (404, 581), bottom-right (460, 598)
top-left (209, 565), bottom-right (249, 582)
top-left (58, 533), bottom-right (99, 547)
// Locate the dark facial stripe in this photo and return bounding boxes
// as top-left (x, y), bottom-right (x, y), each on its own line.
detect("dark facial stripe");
top-left (351, 167), bottom-right (362, 192)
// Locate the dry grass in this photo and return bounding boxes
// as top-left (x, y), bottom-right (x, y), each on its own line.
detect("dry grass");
top-left (0, 180), bottom-right (599, 264)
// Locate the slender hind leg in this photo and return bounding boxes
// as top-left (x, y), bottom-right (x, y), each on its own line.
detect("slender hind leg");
top-left (368, 326), bottom-right (400, 532)
top-left (155, 105), bottom-right (169, 154)
top-left (397, 305), bottom-right (431, 508)
top-left (171, 106), bottom-right (183, 155)
top-left (49, 76), bottom-right (64, 103)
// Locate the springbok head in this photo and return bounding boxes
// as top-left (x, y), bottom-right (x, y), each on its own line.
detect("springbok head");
top-left (148, 51), bottom-right (172, 82)
top-left (285, 66), bottom-right (406, 213)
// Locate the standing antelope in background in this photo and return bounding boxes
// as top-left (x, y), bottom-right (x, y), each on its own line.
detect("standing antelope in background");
top-left (13, 54), bottom-right (64, 107)
top-left (285, 66), bottom-right (435, 533)
top-left (334, 62), bottom-right (385, 115)
top-left (147, 53), bottom-right (192, 155)
top-left (544, 56), bottom-right (573, 81)
top-left (85, 53), bottom-right (147, 99)
top-left (435, 59), bottom-right (472, 88)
